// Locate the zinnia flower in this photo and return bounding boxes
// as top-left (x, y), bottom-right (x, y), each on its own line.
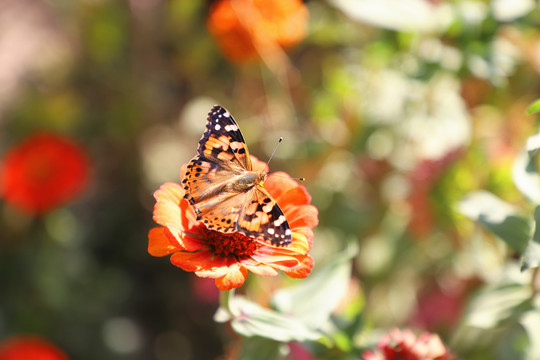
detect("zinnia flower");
top-left (148, 156), bottom-right (317, 291)
top-left (207, 0), bottom-right (308, 63)
top-left (0, 336), bottom-right (69, 360)
top-left (0, 133), bottom-right (90, 215)
top-left (362, 328), bottom-right (455, 360)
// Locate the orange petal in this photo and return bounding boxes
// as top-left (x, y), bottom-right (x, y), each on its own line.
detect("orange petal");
top-left (154, 182), bottom-right (184, 205)
top-left (215, 264), bottom-right (248, 291)
top-left (265, 171), bottom-right (298, 200)
top-left (179, 196), bottom-right (200, 229)
top-left (153, 182), bottom-right (185, 236)
top-left (251, 247), bottom-right (301, 268)
top-left (240, 258), bottom-right (279, 277)
top-left (250, 156), bottom-right (269, 173)
top-left (153, 182), bottom-right (204, 250)
top-left (148, 227), bottom-right (183, 256)
top-left (278, 186), bottom-right (312, 208)
top-left (194, 256), bottom-right (240, 278)
top-left (283, 255), bottom-right (314, 278)
top-left (170, 250), bottom-right (214, 272)
top-left (286, 204), bottom-right (319, 229)
top-left (288, 231), bottom-right (312, 253)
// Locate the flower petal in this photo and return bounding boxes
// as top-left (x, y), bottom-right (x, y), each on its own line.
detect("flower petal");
top-left (194, 256), bottom-right (240, 278)
top-left (170, 250), bottom-right (215, 272)
top-left (153, 182), bottom-right (203, 251)
top-left (153, 182), bottom-right (184, 229)
top-left (240, 258), bottom-right (279, 277)
top-left (290, 229), bottom-right (313, 252)
top-left (283, 255), bottom-right (314, 278)
top-left (251, 245), bottom-right (302, 268)
top-left (285, 204), bottom-right (319, 230)
top-left (265, 171), bottom-right (299, 201)
top-left (250, 156), bottom-right (270, 173)
top-left (148, 227), bottom-right (184, 256)
top-left (279, 186), bottom-right (312, 209)
top-left (215, 264), bottom-right (248, 291)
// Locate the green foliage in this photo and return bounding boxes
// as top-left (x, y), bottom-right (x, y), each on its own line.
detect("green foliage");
top-left (527, 99), bottom-right (540, 115)
top-left (216, 245), bottom-right (356, 343)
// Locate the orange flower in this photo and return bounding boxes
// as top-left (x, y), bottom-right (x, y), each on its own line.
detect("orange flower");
top-left (0, 133), bottom-right (90, 215)
top-left (362, 328), bottom-right (455, 360)
top-left (0, 336), bottom-right (69, 360)
top-left (148, 156), bottom-right (317, 291)
top-left (207, 0), bottom-right (308, 63)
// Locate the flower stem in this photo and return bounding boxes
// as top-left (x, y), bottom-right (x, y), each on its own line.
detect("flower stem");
top-left (220, 288), bottom-right (235, 313)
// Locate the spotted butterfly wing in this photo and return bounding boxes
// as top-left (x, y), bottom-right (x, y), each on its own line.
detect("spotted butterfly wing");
top-left (182, 105), bottom-right (292, 246)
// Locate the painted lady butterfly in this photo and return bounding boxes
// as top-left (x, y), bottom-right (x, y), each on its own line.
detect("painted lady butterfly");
top-left (182, 105), bottom-right (292, 246)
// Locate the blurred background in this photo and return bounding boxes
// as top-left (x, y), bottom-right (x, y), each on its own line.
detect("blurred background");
top-left (1, 0), bottom-right (540, 359)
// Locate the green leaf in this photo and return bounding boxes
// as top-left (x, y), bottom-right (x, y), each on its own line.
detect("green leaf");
top-left (462, 283), bottom-right (532, 329)
top-left (236, 337), bottom-right (285, 360)
top-left (271, 243), bottom-right (357, 329)
top-left (513, 149), bottom-right (540, 204)
top-left (458, 191), bottom-right (530, 252)
top-left (520, 206), bottom-right (540, 272)
top-left (214, 295), bottom-right (322, 342)
top-left (527, 99), bottom-right (540, 115)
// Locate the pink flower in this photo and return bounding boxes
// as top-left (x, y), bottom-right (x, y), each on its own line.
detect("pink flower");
top-left (363, 328), bottom-right (455, 360)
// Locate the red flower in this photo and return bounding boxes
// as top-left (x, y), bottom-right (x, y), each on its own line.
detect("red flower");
top-left (0, 336), bottom-right (69, 360)
top-left (207, 0), bottom-right (308, 63)
top-left (148, 156), bottom-right (317, 291)
top-left (0, 133), bottom-right (90, 215)
top-left (362, 328), bottom-right (455, 360)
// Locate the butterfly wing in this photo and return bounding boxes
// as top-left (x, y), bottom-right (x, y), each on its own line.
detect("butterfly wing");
top-left (182, 105), bottom-right (292, 246)
top-left (197, 105), bottom-right (252, 171)
top-left (236, 185), bottom-right (292, 246)
top-left (183, 105), bottom-right (251, 213)
top-left (189, 182), bottom-right (292, 246)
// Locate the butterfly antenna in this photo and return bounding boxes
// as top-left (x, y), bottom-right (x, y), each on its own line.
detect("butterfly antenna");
top-left (267, 137), bottom-right (305, 181)
top-left (267, 137), bottom-right (283, 167)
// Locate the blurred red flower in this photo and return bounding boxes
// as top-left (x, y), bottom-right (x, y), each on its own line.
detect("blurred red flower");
top-left (148, 156), bottom-right (317, 291)
top-left (0, 133), bottom-right (90, 215)
top-left (207, 0), bottom-right (308, 63)
top-left (0, 336), bottom-right (69, 360)
top-left (409, 280), bottom-right (469, 333)
top-left (362, 328), bottom-right (455, 360)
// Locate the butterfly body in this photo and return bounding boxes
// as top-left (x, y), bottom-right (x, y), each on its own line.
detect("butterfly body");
top-left (182, 105), bottom-right (292, 246)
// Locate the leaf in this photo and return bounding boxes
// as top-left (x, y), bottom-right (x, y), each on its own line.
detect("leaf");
top-left (215, 295), bottom-right (322, 342)
top-left (236, 337), bottom-right (284, 360)
top-left (527, 99), bottom-right (540, 115)
top-left (520, 205), bottom-right (540, 272)
top-left (512, 148), bottom-right (540, 204)
top-left (462, 283), bottom-right (532, 329)
top-left (271, 243), bottom-right (357, 329)
top-left (458, 191), bottom-right (530, 252)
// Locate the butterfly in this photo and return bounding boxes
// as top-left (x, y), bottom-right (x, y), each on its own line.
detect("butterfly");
top-left (182, 105), bottom-right (292, 246)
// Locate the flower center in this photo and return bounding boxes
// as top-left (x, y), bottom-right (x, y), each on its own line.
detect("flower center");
top-left (203, 227), bottom-right (260, 259)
